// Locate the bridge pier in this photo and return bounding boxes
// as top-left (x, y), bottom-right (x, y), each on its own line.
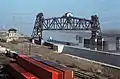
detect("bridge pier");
top-left (32, 39), bottom-right (35, 44)
top-left (30, 38), bottom-right (42, 45)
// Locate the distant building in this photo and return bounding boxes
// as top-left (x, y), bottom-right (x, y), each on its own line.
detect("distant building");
top-left (6, 28), bottom-right (24, 42)
top-left (0, 28), bottom-right (8, 40)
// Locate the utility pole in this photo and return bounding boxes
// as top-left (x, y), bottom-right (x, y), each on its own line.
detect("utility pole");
top-left (28, 42), bottom-right (31, 55)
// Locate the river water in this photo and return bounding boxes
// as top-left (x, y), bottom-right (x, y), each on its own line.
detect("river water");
top-left (43, 30), bottom-right (91, 46)
top-left (42, 30), bottom-right (118, 51)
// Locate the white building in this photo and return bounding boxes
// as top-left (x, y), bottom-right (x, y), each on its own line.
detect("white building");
top-left (6, 28), bottom-right (24, 42)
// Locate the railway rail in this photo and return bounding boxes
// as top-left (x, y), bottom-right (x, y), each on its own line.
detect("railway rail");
top-left (0, 49), bottom-right (114, 79)
top-left (74, 70), bottom-right (99, 79)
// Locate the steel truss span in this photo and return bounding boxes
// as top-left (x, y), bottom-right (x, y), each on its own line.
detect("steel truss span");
top-left (31, 12), bottom-right (102, 47)
top-left (43, 17), bottom-right (91, 30)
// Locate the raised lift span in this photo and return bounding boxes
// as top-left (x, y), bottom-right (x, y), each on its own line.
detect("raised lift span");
top-left (31, 12), bottom-right (103, 50)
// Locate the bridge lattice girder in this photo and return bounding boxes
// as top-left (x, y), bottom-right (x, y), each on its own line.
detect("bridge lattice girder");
top-left (43, 17), bottom-right (91, 30)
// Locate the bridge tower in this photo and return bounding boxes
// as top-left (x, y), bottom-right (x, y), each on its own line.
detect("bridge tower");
top-left (31, 13), bottom-right (44, 44)
top-left (90, 15), bottom-right (102, 50)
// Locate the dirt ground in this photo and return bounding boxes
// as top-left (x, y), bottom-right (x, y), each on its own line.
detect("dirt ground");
top-left (0, 42), bottom-right (120, 79)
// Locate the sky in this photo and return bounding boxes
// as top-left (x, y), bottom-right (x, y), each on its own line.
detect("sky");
top-left (0, 0), bottom-right (120, 35)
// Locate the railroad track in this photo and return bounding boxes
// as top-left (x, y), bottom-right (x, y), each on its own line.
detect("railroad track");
top-left (0, 51), bottom-right (100, 79)
top-left (74, 70), bottom-right (99, 79)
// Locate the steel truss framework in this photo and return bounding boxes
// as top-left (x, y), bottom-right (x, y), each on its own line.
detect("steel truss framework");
top-left (31, 12), bottom-right (102, 48)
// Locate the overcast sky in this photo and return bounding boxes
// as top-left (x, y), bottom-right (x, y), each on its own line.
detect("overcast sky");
top-left (0, 0), bottom-right (120, 35)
